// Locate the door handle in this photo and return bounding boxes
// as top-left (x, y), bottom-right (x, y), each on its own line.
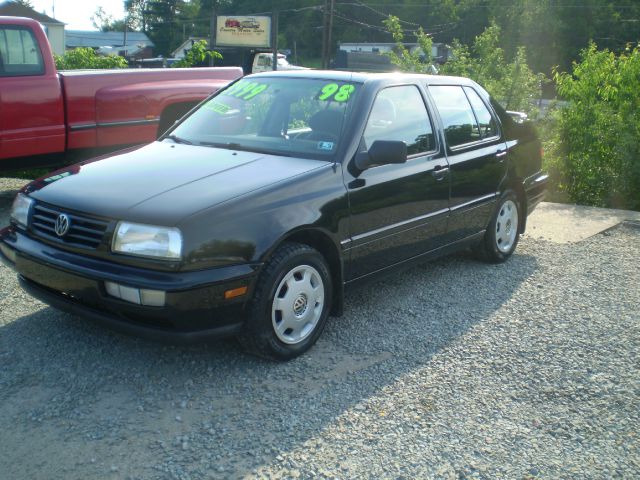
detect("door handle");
top-left (432, 166), bottom-right (449, 179)
top-left (495, 150), bottom-right (508, 160)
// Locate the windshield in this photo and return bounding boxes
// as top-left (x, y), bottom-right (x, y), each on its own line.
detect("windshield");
top-left (169, 77), bottom-right (361, 159)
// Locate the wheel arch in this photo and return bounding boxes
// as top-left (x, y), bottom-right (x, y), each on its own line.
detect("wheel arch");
top-left (501, 172), bottom-right (528, 234)
top-left (157, 101), bottom-right (198, 137)
top-left (265, 228), bottom-right (344, 317)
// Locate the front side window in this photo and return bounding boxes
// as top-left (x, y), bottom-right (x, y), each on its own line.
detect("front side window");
top-left (429, 85), bottom-right (480, 147)
top-left (171, 77), bottom-right (361, 159)
top-left (0, 27), bottom-right (44, 77)
top-left (363, 85), bottom-right (434, 155)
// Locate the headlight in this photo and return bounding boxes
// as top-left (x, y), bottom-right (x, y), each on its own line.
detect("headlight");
top-left (112, 222), bottom-right (182, 260)
top-left (10, 193), bottom-right (34, 228)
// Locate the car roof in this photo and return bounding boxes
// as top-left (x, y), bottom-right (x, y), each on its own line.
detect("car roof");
top-left (247, 69), bottom-right (477, 87)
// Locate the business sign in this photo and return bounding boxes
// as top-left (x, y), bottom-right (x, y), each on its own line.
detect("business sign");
top-left (216, 15), bottom-right (272, 48)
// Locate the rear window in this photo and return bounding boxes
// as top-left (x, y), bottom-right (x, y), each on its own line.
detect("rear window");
top-left (0, 26), bottom-right (45, 77)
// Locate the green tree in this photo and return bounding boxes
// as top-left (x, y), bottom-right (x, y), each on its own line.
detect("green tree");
top-left (91, 6), bottom-right (126, 32)
top-left (54, 48), bottom-right (128, 70)
top-left (171, 39), bottom-right (222, 67)
top-left (382, 15), bottom-right (434, 73)
top-left (382, 19), bottom-right (544, 115)
top-left (547, 43), bottom-right (640, 210)
top-left (440, 24), bottom-right (544, 114)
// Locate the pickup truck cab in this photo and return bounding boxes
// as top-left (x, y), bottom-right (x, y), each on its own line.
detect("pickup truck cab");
top-left (0, 16), bottom-right (242, 170)
top-left (1, 71), bottom-right (548, 360)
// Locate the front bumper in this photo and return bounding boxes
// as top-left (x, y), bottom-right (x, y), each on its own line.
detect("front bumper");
top-left (0, 226), bottom-right (261, 343)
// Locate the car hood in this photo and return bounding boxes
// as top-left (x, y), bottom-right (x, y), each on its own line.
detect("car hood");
top-left (26, 141), bottom-right (329, 225)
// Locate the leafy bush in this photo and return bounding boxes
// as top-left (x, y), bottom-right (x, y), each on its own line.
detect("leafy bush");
top-left (171, 40), bottom-right (222, 68)
top-left (55, 48), bottom-right (128, 70)
top-left (546, 43), bottom-right (640, 210)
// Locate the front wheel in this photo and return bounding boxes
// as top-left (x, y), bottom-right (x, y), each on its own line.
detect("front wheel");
top-left (238, 242), bottom-right (332, 361)
top-left (475, 190), bottom-right (521, 263)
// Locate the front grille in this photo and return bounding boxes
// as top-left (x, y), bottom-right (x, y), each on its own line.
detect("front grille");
top-left (30, 203), bottom-right (110, 249)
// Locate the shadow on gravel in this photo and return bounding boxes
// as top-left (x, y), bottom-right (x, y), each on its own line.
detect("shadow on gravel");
top-left (0, 251), bottom-right (538, 479)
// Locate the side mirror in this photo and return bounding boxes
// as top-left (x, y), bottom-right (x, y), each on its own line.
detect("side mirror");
top-left (354, 140), bottom-right (407, 171)
top-left (506, 110), bottom-right (528, 124)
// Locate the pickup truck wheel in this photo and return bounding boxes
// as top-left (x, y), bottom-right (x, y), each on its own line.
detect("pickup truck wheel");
top-left (475, 190), bottom-right (521, 263)
top-left (238, 242), bottom-right (332, 361)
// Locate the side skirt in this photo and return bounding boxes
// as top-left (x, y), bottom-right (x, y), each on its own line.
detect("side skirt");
top-left (344, 230), bottom-right (485, 290)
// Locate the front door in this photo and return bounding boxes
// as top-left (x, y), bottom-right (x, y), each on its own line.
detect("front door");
top-left (344, 84), bottom-right (450, 281)
top-left (0, 24), bottom-right (65, 161)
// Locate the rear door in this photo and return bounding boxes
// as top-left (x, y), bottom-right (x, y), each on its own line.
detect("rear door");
top-left (0, 24), bottom-right (65, 161)
top-left (427, 84), bottom-right (508, 240)
top-left (344, 84), bottom-right (450, 280)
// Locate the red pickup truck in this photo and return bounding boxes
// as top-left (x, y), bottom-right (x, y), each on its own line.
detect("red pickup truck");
top-left (0, 16), bottom-right (243, 170)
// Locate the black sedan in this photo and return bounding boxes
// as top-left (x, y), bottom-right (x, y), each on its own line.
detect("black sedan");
top-left (0, 71), bottom-right (547, 360)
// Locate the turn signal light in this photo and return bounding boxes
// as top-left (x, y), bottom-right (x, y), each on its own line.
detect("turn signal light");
top-left (224, 286), bottom-right (248, 300)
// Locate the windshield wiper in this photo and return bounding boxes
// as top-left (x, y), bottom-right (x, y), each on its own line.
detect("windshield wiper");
top-left (198, 141), bottom-right (291, 157)
top-left (198, 141), bottom-right (255, 151)
top-left (165, 134), bottom-right (193, 145)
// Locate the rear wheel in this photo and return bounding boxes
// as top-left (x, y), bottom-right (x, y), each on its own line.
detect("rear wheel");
top-left (475, 190), bottom-right (521, 263)
top-left (238, 242), bottom-right (332, 361)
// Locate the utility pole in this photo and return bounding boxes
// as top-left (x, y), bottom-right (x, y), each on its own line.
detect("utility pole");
top-left (321, 0), bottom-right (328, 69)
top-left (321, 0), bottom-right (335, 69)
top-left (327, 0), bottom-right (334, 68)
top-left (209, 2), bottom-right (216, 66)
top-left (272, 8), bottom-right (279, 71)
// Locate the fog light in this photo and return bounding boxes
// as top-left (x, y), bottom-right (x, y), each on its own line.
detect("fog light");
top-left (105, 281), bottom-right (166, 306)
top-left (140, 289), bottom-right (166, 307)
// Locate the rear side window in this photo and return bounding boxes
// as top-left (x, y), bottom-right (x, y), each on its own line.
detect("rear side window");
top-left (363, 85), bottom-right (434, 155)
top-left (0, 26), bottom-right (45, 77)
top-left (464, 87), bottom-right (498, 139)
top-left (429, 85), bottom-right (482, 147)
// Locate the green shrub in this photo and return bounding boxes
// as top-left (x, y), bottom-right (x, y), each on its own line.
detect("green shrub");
top-left (55, 48), bottom-right (128, 70)
top-left (549, 43), bottom-right (640, 210)
top-left (171, 40), bottom-right (222, 68)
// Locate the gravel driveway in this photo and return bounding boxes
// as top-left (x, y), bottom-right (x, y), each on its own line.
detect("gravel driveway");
top-left (0, 178), bottom-right (638, 479)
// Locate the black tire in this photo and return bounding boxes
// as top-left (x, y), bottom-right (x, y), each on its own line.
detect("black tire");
top-left (238, 242), bottom-right (333, 361)
top-left (475, 190), bottom-right (521, 263)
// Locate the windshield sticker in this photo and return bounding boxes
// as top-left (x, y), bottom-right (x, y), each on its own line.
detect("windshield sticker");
top-left (318, 83), bottom-right (355, 102)
top-left (317, 141), bottom-right (335, 151)
top-left (203, 100), bottom-right (232, 114)
top-left (222, 82), bottom-right (268, 100)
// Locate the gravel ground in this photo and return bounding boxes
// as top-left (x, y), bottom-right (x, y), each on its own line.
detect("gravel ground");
top-left (0, 177), bottom-right (26, 225)
top-left (0, 177), bottom-right (638, 479)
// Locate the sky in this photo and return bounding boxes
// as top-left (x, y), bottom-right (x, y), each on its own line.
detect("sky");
top-left (30, 0), bottom-right (126, 30)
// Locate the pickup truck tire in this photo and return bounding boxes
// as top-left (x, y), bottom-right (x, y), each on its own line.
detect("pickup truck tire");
top-left (475, 190), bottom-right (521, 263)
top-left (238, 242), bottom-right (332, 361)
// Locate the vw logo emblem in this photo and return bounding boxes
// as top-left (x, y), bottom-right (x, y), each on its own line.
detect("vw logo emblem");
top-left (54, 214), bottom-right (70, 237)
